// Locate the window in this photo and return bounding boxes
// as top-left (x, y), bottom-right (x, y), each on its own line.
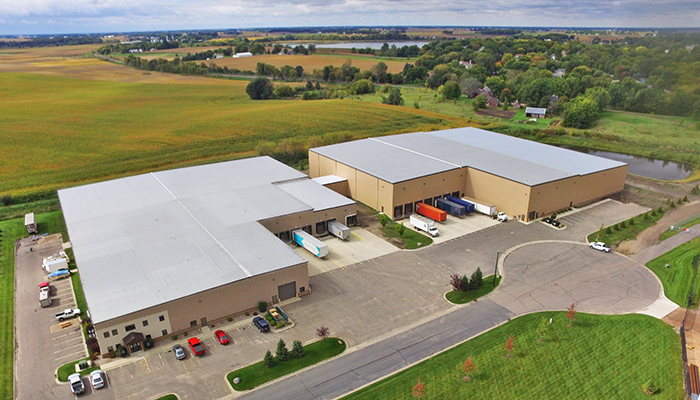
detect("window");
top-left (299, 286), bottom-right (306, 293)
top-left (190, 320), bottom-right (197, 327)
top-left (142, 320), bottom-right (149, 327)
top-left (452, 191), bottom-right (460, 198)
top-left (146, 334), bottom-right (152, 339)
top-left (125, 324), bottom-right (136, 332)
top-left (103, 332), bottom-right (110, 338)
top-left (112, 329), bottom-right (118, 336)
top-left (161, 329), bottom-right (168, 336)
top-left (107, 346), bottom-right (114, 352)
top-left (158, 315), bottom-right (165, 322)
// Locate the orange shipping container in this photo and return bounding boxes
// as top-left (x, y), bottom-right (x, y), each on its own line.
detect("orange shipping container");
top-left (415, 203), bottom-right (447, 222)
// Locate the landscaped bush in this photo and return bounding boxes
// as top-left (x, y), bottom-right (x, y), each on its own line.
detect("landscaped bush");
top-left (258, 301), bottom-right (268, 313)
top-left (144, 337), bottom-right (154, 349)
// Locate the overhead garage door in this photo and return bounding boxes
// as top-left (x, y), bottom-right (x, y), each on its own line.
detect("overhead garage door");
top-left (278, 282), bottom-right (297, 301)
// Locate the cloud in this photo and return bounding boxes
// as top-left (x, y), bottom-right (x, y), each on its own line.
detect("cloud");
top-left (0, 0), bottom-right (697, 34)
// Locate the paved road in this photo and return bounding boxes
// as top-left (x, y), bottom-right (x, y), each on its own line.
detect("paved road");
top-left (236, 241), bottom-right (660, 400)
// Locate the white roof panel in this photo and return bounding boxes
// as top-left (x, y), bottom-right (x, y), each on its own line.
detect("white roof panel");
top-left (275, 179), bottom-right (355, 211)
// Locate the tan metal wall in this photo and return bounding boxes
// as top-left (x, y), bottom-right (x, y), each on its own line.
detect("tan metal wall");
top-left (94, 263), bottom-right (308, 353)
top-left (323, 181), bottom-right (350, 197)
top-left (392, 169), bottom-right (466, 217)
top-left (465, 168), bottom-right (531, 218)
top-left (258, 205), bottom-right (357, 236)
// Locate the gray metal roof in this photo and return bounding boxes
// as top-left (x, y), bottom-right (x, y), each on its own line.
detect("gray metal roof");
top-left (59, 157), bottom-right (351, 324)
top-left (525, 107), bottom-right (547, 114)
top-left (275, 179), bottom-right (355, 211)
top-left (428, 128), bottom-right (625, 177)
top-left (310, 139), bottom-right (460, 184)
top-left (312, 128), bottom-right (626, 186)
top-left (311, 175), bottom-right (346, 185)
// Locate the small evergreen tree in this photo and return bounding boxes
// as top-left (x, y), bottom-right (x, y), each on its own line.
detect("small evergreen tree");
top-left (263, 350), bottom-right (275, 368)
top-left (605, 226), bottom-right (612, 234)
top-left (461, 275), bottom-right (470, 292)
top-left (620, 220), bottom-right (627, 228)
top-left (315, 82), bottom-right (321, 90)
top-left (276, 339), bottom-right (290, 361)
top-left (629, 218), bottom-right (635, 226)
top-left (651, 209), bottom-right (657, 217)
top-left (683, 195), bottom-right (688, 202)
top-left (658, 206), bottom-right (664, 213)
top-left (613, 224), bottom-right (620, 231)
top-left (306, 80), bottom-right (313, 90)
top-left (291, 340), bottom-right (305, 358)
top-left (469, 268), bottom-right (483, 290)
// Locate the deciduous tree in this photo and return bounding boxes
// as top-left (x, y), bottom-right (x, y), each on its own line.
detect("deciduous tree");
top-left (566, 303), bottom-right (577, 327)
top-left (461, 356), bottom-right (476, 381)
top-left (246, 77), bottom-right (275, 100)
top-left (412, 376), bottom-right (425, 399)
top-left (317, 326), bottom-right (330, 341)
top-left (505, 335), bottom-right (514, 358)
top-left (450, 274), bottom-right (462, 291)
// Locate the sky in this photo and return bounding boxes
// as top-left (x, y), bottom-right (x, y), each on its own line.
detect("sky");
top-left (0, 0), bottom-right (699, 35)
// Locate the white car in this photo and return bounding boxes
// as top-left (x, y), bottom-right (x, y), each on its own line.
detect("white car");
top-left (68, 373), bottom-right (85, 395)
top-left (90, 370), bottom-right (105, 389)
top-left (589, 242), bottom-right (611, 253)
top-left (496, 212), bottom-right (508, 222)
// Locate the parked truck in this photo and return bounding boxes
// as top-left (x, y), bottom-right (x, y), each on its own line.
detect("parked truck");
top-left (327, 220), bottom-right (350, 240)
top-left (462, 196), bottom-right (497, 217)
top-left (445, 196), bottom-right (475, 214)
top-left (24, 213), bottom-right (37, 234)
top-left (409, 215), bottom-right (440, 237)
top-left (415, 202), bottom-right (447, 222)
top-left (434, 198), bottom-right (467, 217)
top-left (55, 308), bottom-right (80, 321)
top-left (42, 251), bottom-right (69, 273)
top-left (292, 229), bottom-right (328, 258)
top-left (39, 291), bottom-right (52, 308)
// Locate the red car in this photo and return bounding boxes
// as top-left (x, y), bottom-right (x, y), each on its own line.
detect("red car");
top-left (187, 337), bottom-right (205, 356)
top-left (214, 330), bottom-right (230, 345)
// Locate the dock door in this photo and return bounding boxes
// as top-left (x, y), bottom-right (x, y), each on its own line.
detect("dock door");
top-left (278, 281), bottom-right (297, 301)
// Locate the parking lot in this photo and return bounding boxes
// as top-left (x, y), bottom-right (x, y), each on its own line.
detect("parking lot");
top-left (428, 212), bottom-right (501, 244)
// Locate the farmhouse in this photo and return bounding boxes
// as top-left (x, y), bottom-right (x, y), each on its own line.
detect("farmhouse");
top-left (58, 157), bottom-right (356, 354)
top-left (309, 127), bottom-right (627, 222)
top-left (525, 107), bottom-right (547, 118)
top-left (477, 87), bottom-right (500, 107)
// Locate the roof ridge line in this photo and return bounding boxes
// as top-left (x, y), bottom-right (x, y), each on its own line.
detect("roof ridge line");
top-left (150, 172), bottom-right (253, 278)
top-left (368, 137), bottom-right (463, 168)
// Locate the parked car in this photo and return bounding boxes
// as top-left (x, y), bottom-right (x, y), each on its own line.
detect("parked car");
top-left (214, 329), bottom-right (230, 345)
top-left (551, 220), bottom-right (561, 227)
top-left (68, 373), bottom-right (85, 395)
top-left (172, 344), bottom-right (186, 360)
top-left (89, 370), bottom-right (105, 389)
top-left (543, 216), bottom-right (552, 224)
top-left (496, 212), bottom-right (508, 222)
top-left (253, 316), bottom-right (270, 333)
top-left (589, 242), bottom-right (611, 253)
top-left (187, 337), bottom-right (205, 356)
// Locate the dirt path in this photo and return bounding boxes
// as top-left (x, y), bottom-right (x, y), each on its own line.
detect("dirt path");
top-left (616, 200), bottom-right (700, 255)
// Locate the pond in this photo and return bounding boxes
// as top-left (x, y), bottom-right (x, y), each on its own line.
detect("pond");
top-left (562, 146), bottom-right (694, 180)
top-left (302, 41), bottom-right (430, 50)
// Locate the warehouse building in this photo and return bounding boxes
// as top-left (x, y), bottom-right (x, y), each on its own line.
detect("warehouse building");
top-left (309, 127), bottom-right (627, 222)
top-left (58, 156), bottom-right (355, 354)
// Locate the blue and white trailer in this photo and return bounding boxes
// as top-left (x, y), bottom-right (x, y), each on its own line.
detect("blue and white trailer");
top-left (445, 196), bottom-right (475, 214)
top-left (292, 229), bottom-right (328, 258)
top-left (435, 198), bottom-right (467, 217)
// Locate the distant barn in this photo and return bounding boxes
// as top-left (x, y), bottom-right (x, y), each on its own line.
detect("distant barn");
top-left (525, 107), bottom-right (547, 119)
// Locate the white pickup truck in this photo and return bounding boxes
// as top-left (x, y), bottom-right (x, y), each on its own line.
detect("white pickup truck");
top-left (55, 308), bottom-right (81, 322)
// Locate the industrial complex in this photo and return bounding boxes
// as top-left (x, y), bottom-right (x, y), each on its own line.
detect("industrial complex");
top-left (309, 127), bottom-right (628, 221)
top-left (58, 156), bottom-right (356, 354)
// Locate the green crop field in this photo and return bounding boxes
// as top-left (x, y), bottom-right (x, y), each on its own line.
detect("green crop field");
top-left (343, 312), bottom-right (683, 400)
top-left (0, 73), bottom-right (464, 198)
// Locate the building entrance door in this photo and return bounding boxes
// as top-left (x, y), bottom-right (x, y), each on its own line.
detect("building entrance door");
top-left (200, 317), bottom-right (207, 327)
top-left (129, 342), bottom-right (141, 353)
top-left (278, 281), bottom-right (297, 301)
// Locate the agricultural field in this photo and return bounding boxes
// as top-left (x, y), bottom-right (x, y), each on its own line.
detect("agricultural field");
top-left (342, 312), bottom-right (683, 400)
top-left (0, 72), bottom-right (463, 197)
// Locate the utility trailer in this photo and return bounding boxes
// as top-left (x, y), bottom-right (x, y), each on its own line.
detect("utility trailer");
top-left (25, 213), bottom-right (37, 234)
top-left (462, 196), bottom-right (497, 217)
top-left (445, 196), bottom-right (475, 214)
top-left (434, 198), bottom-right (466, 217)
top-left (415, 202), bottom-right (447, 222)
top-left (292, 229), bottom-right (328, 258)
top-left (327, 220), bottom-right (350, 240)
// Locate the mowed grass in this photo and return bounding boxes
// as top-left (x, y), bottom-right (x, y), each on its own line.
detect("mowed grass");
top-left (659, 214), bottom-right (700, 241)
top-left (342, 312), bottom-right (683, 400)
top-left (228, 338), bottom-right (346, 391)
top-left (587, 210), bottom-right (664, 246)
top-left (445, 275), bottom-right (501, 304)
top-left (647, 236), bottom-right (700, 307)
top-left (0, 217), bottom-right (23, 399)
top-left (0, 73), bottom-right (462, 196)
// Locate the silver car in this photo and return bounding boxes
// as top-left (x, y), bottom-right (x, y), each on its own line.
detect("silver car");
top-left (173, 344), bottom-right (186, 360)
top-left (90, 370), bottom-right (105, 389)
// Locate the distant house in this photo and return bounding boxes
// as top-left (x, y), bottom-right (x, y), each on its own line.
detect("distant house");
top-left (513, 100), bottom-right (521, 109)
top-left (128, 49), bottom-right (142, 54)
top-left (553, 69), bottom-right (566, 78)
top-left (525, 107), bottom-right (547, 119)
top-left (549, 94), bottom-right (559, 103)
top-left (232, 52), bottom-right (253, 58)
top-left (478, 87), bottom-right (500, 107)
top-left (459, 60), bottom-right (473, 69)
top-left (213, 54), bottom-right (224, 59)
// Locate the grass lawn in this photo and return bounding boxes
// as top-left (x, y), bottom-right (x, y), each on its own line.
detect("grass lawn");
top-left (646, 236), bottom-right (700, 307)
top-left (660, 214), bottom-right (700, 241)
top-left (382, 221), bottom-right (433, 249)
top-left (57, 357), bottom-right (101, 382)
top-left (446, 275), bottom-right (501, 304)
top-left (228, 337), bottom-right (346, 391)
top-left (342, 313), bottom-right (683, 400)
top-left (587, 209), bottom-right (664, 246)
top-left (155, 395), bottom-right (178, 400)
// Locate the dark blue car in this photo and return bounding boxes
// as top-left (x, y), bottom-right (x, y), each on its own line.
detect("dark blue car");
top-left (253, 316), bottom-right (270, 332)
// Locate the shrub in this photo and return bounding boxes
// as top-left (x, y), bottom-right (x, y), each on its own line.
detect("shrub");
top-left (379, 214), bottom-right (391, 226)
top-left (144, 337), bottom-right (154, 349)
top-left (394, 222), bottom-right (406, 236)
top-left (228, 317), bottom-right (233, 322)
top-left (683, 196), bottom-right (688, 202)
top-left (658, 206), bottom-right (664, 213)
top-left (276, 321), bottom-right (286, 329)
top-left (172, 335), bottom-right (178, 341)
top-left (651, 209), bottom-right (657, 217)
top-left (473, 94), bottom-right (487, 110)
top-left (246, 77), bottom-right (275, 100)
top-left (605, 226), bottom-right (612, 234)
top-left (183, 331), bottom-right (188, 337)
top-left (692, 186), bottom-right (700, 195)
top-left (263, 350), bottom-right (275, 368)
top-left (461, 275), bottom-right (470, 292)
top-left (347, 79), bottom-right (375, 95)
top-left (670, 201), bottom-right (676, 208)
top-left (276, 339), bottom-right (290, 361)
top-left (78, 361), bottom-right (88, 370)
top-left (0, 195), bottom-right (13, 206)
top-left (613, 224), bottom-right (620, 231)
top-left (258, 301), bottom-right (268, 313)
top-left (629, 218), bottom-right (635, 226)
top-left (644, 212), bottom-right (650, 220)
top-left (414, 102), bottom-right (420, 109)
top-left (274, 85), bottom-right (295, 98)
top-left (291, 340), bottom-right (305, 358)
top-left (469, 268), bottom-right (483, 290)
top-left (620, 221), bottom-right (627, 228)
top-left (641, 379), bottom-right (658, 395)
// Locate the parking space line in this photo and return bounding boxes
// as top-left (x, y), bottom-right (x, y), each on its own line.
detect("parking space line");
top-left (55, 349), bottom-right (85, 362)
top-left (52, 331), bottom-right (80, 340)
top-left (53, 335), bottom-right (82, 345)
top-left (54, 343), bottom-right (84, 354)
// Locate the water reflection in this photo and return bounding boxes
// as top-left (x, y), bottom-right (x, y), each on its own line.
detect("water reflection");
top-left (562, 146), bottom-right (693, 180)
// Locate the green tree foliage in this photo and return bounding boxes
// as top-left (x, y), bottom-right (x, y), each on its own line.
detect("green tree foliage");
top-left (536, 316), bottom-right (549, 342)
top-left (461, 275), bottom-right (470, 292)
top-left (473, 94), bottom-right (487, 111)
top-left (469, 267), bottom-right (483, 290)
top-left (584, 86), bottom-right (611, 111)
top-left (562, 96), bottom-right (600, 129)
top-left (484, 76), bottom-right (507, 99)
top-left (291, 340), bottom-right (306, 358)
top-left (306, 80), bottom-right (314, 90)
top-left (348, 79), bottom-right (375, 95)
top-left (382, 88), bottom-right (404, 106)
top-left (276, 339), bottom-right (290, 361)
top-left (458, 75), bottom-right (483, 97)
top-left (246, 78), bottom-right (275, 100)
top-left (395, 222), bottom-right (406, 236)
top-left (263, 350), bottom-right (275, 368)
top-left (371, 62), bottom-right (389, 83)
top-left (441, 81), bottom-right (462, 100)
top-left (274, 85), bottom-right (295, 98)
